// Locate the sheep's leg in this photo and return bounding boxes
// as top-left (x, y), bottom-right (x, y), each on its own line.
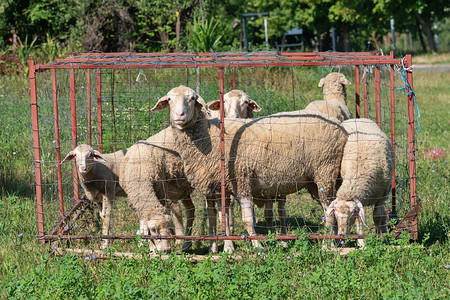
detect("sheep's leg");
top-left (264, 200), bottom-right (274, 234)
top-left (169, 202), bottom-right (184, 245)
top-left (355, 216), bottom-right (365, 248)
top-left (181, 198), bottom-right (195, 252)
top-left (206, 199), bottom-right (218, 253)
top-left (373, 203), bottom-right (388, 235)
top-left (99, 194), bottom-right (113, 249)
top-left (218, 196), bottom-right (235, 234)
top-left (278, 198), bottom-right (287, 235)
top-left (239, 196), bottom-right (262, 250)
top-left (221, 197), bottom-right (235, 254)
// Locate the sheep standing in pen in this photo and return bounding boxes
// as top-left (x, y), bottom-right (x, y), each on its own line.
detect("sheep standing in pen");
top-left (62, 143), bottom-right (193, 252)
top-left (205, 89), bottom-right (262, 119)
top-left (325, 118), bottom-right (394, 247)
top-left (62, 144), bottom-right (127, 249)
top-left (151, 85), bottom-right (348, 254)
top-left (304, 72), bottom-right (352, 122)
top-left (119, 128), bottom-right (195, 253)
top-left (206, 89), bottom-right (287, 235)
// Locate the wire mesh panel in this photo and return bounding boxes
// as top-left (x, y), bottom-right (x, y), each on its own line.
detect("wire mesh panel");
top-left (29, 52), bottom-right (419, 252)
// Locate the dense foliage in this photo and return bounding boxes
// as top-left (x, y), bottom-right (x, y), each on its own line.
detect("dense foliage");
top-left (0, 0), bottom-right (449, 71)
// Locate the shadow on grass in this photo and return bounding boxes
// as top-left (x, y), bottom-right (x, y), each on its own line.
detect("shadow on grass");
top-left (419, 212), bottom-right (450, 246)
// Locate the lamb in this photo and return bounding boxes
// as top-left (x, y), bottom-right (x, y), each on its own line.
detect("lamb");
top-left (304, 72), bottom-right (352, 122)
top-left (206, 89), bottom-right (286, 235)
top-left (62, 144), bottom-right (127, 249)
top-left (205, 89), bottom-right (262, 119)
top-left (62, 142), bottom-right (193, 253)
top-left (325, 118), bottom-right (394, 246)
top-left (151, 85), bottom-right (348, 253)
top-left (119, 128), bottom-right (195, 253)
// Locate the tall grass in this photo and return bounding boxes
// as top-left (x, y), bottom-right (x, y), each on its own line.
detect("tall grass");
top-left (0, 66), bottom-right (449, 298)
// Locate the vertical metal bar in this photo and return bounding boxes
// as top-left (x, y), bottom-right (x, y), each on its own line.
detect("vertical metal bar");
top-left (219, 68), bottom-right (227, 234)
top-left (87, 69), bottom-right (92, 145)
top-left (405, 54), bottom-right (418, 239)
top-left (375, 65), bottom-right (381, 127)
top-left (97, 69), bottom-right (103, 153)
top-left (52, 69), bottom-right (64, 218)
top-left (291, 67), bottom-right (296, 110)
top-left (355, 65), bottom-right (360, 118)
top-left (363, 65), bottom-right (368, 118)
top-left (29, 60), bottom-right (45, 243)
top-left (70, 68), bottom-right (79, 202)
top-left (232, 67), bottom-right (236, 90)
top-left (390, 63), bottom-right (396, 216)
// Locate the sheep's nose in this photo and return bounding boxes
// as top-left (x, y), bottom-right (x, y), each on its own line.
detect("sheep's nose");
top-left (80, 166), bottom-right (87, 172)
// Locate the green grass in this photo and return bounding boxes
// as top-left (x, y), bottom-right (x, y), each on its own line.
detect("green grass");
top-left (1, 63), bottom-right (449, 298)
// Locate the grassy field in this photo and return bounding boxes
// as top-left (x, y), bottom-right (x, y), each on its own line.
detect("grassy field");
top-left (0, 57), bottom-right (449, 298)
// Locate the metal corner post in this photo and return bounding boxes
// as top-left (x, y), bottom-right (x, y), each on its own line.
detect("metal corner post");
top-left (29, 60), bottom-right (45, 243)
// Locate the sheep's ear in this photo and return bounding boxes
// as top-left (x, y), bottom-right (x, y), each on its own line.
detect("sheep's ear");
top-left (195, 95), bottom-right (206, 109)
top-left (61, 151), bottom-right (76, 164)
top-left (356, 200), bottom-right (368, 227)
top-left (91, 150), bottom-right (107, 162)
top-left (339, 76), bottom-right (351, 85)
top-left (249, 100), bottom-right (262, 112)
top-left (318, 78), bottom-right (325, 87)
top-left (206, 100), bottom-right (221, 111)
top-left (151, 95), bottom-right (170, 112)
top-left (326, 199), bottom-right (337, 217)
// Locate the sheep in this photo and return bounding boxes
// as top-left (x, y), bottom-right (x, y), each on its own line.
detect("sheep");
top-left (304, 72), bottom-right (352, 122)
top-left (62, 142), bottom-right (192, 252)
top-left (206, 89), bottom-right (286, 235)
top-left (151, 85), bottom-right (348, 254)
top-left (62, 144), bottom-right (127, 249)
top-left (119, 128), bottom-right (195, 253)
top-left (325, 118), bottom-right (394, 246)
top-left (205, 89), bottom-right (262, 119)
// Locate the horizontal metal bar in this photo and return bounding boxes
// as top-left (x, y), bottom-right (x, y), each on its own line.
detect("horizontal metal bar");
top-left (35, 59), bottom-right (401, 71)
top-left (43, 234), bottom-right (370, 241)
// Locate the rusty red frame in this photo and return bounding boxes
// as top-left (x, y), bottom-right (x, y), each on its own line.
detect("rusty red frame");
top-left (28, 51), bottom-right (419, 243)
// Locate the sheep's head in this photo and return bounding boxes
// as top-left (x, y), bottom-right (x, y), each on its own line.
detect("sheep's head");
top-left (206, 89), bottom-right (262, 119)
top-left (61, 144), bottom-right (106, 175)
top-left (151, 85), bottom-right (206, 130)
top-left (325, 199), bottom-right (367, 235)
top-left (318, 72), bottom-right (351, 102)
top-left (145, 214), bottom-right (173, 253)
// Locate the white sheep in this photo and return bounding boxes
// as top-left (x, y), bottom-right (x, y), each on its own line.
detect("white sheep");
top-left (304, 72), bottom-right (352, 122)
top-left (205, 89), bottom-right (262, 119)
top-left (206, 89), bottom-right (286, 235)
top-left (62, 143), bottom-right (192, 252)
top-left (62, 144), bottom-right (127, 249)
top-left (325, 118), bottom-right (394, 246)
top-left (151, 85), bottom-right (348, 254)
top-left (119, 129), bottom-right (196, 253)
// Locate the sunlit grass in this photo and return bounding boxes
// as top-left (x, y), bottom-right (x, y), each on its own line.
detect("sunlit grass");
top-left (1, 63), bottom-right (449, 298)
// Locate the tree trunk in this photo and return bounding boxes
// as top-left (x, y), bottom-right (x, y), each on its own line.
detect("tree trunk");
top-left (342, 22), bottom-right (351, 52)
top-left (414, 11), bottom-right (437, 53)
top-left (414, 17), bottom-right (427, 52)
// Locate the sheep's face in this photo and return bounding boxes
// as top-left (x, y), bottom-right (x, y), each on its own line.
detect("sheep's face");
top-left (61, 144), bottom-right (106, 175)
top-left (318, 73), bottom-right (351, 101)
top-left (206, 90), bottom-right (261, 119)
top-left (151, 85), bottom-right (205, 130)
top-left (147, 215), bottom-right (173, 253)
top-left (325, 199), bottom-right (366, 235)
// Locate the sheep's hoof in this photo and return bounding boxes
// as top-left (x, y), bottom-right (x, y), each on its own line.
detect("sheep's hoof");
top-left (279, 241), bottom-right (288, 248)
top-left (223, 240), bottom-right (235, 254)
top-left (100, 240), bottom-right (110, 250)
top-left (357, 239), bottom-right (365, 248)
top-left (209, 241), bottom-right (218, 254)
